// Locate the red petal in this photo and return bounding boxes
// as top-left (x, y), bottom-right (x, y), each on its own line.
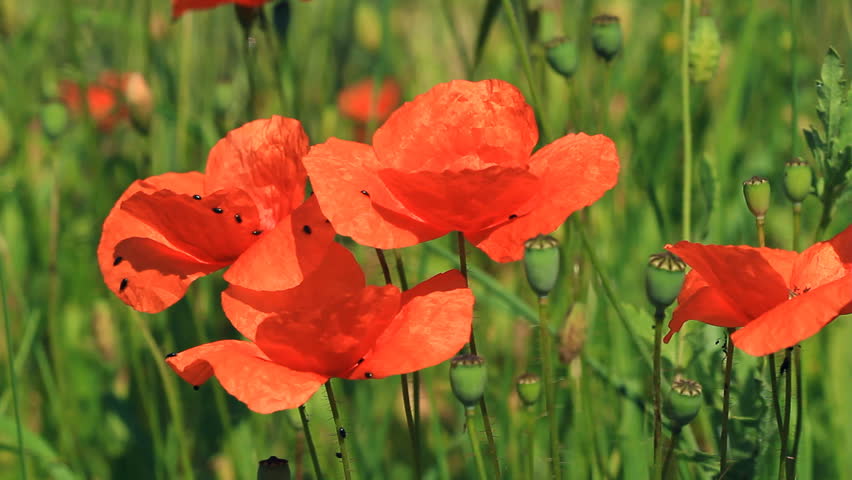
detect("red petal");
top-left (172, 0), bottom-right (269, 18)
top-left (255, 286), bottom-right (401, 377)
top-left (222, 242), bottom-right (366, 341)
top-left (223, 196), bottom-right (335, 291)
top-left (166, 340), bottom-right (326, 413)
top-left (205, 116), bottom-right (309, 229)
top-left (373, 79), bottom-right (538, 171)
top-left (344, 270), bottom-right (474, 380)
top-left (731, 275), bottom-right (852, 356)
top-left (664, 280), bottom-right (750, 343)
top-left (303, 138), bottom-right (447, 249)
top-left (466, 133), bottom-right (619, 262)
top-left (338, 78), bottom-right (402, 123)
top-left (792, 224), bottom-right (852, 299)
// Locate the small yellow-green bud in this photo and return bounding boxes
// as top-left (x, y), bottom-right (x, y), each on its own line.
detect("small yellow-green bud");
top-left (523, 234), bottom-right (561, 297)
top-left (783, 159), bottom-right (813, 203)
top-left (645, 252), bottom-right (686, 309)
top-left (688, 15), bottom-right (721, 82)
top-left (214, 82), bottom-right (234, 113)
top-left (664, 376), bottom-right (703, 430)
top-left (450, 355), bottom-right (487, 408)
top-left (41, 102), bottom-right (68, 139)
top-left (516, 373), bottom-right (542, 406)
top-left (257, 456), bottom-right (291, 480)
top-left (545, 37), bottom-right (579, 79)
top-left (591, 14), bottom-right (622, 62)
top-left (743, 176), bottom-right (771, 219)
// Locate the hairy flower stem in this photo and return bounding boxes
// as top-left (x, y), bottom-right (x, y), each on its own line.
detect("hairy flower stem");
top-left (791, 347), bottom-right (803, 477)
top-left (466, 407), bottom-right (490, 480)
top-left (662, 428), bottom-right (682, 479)
top-left (681, 0), bottom-right (693, 242)
top-left (792, 203), bottom-right (802, 251)
top-left (538, 297), bottom-right (562, 479)
top-left (756, 217), bottom-right (766, 248)
top-left (782, 348), bottom-right (794, 480)
top-left (768, 354), bottom-right (784, 436)
top-left (1, 269), bottom-right (26, 480)
top-left (393, 250), bottom-right (422, 471)
top-left (325, 381), bottom-right (353, 480)
top-left (299, 405), bottom-right (324, 480)
top-left (526, 407), bottom-right (536, 480)
top-left (652, 307), bottom-right (665, 480)
top-left (790, 0), bottom-right (799, 156)
top-left (719, 328), bottom-right (735, 475)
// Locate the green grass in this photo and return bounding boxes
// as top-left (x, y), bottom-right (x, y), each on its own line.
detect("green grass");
top-left (1, 0), bottom-right (851, 479)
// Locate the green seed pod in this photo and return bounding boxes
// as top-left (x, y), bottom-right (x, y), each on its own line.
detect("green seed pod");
top-left (0, 109), bottom-right (11, 160)
top-left (545, 37), bottom-right (579, 79)
top-left (783, 158), bottom-right (813, 203)
top-left (41, 102), bottom-right (68, 139)
top-left (591, 14), bottom-right (622, 62)
top-left (450, 354), bottom-right (487, 408)
top-left (743, 176), bottom-right (771, 219)
top-left (645, 252), bottom-right (686, 309)
top-left (257, 456), bottom-right (291, 480)
top-left (214, 82), bottom-right (234, 113)
top-left (664, 376), bottom-right (703, 430)
top-left (688, 15), bottom-right (721, 83)
top-left (516, 373), bottom-right (542, 407)
top-left (523, 234), bottom-right (561, 297)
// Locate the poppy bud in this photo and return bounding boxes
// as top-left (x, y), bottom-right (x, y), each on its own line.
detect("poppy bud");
top-left (272, 0), bottom-right (291, 40)
top-left (545, 37), bottom-right (579, 79)
top-left (688, 15), bottom-right (721, 83)
top-left (0, 109), bottom-right (11, 160)
top-left (743, 176), bottom-right (771, 219)
top-left (645, 251), bottom-right (686, 309)
top-left (523, 234), bottom-right (561, 297)
top-left (257, 456), bottom-right (291, 480)
top-left (663, 376), bottom-right (703, 430)
top-left (214, 82), bottom-right (235, 113)
top-left (41, 102), bottom-right (69, 139)
top-left (450, 354), bottom-right (487, 408)
top-left (783, 158), bottom-right (813, 203)
top-left (124, 73), bottom-right (153, 134)
top-left (591, 14), bottom-right (622, 62)
top-left (516, 373), bottom-right (542, 407)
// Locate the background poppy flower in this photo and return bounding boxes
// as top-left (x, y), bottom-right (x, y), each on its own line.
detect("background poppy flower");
top-left (97, 116), bottom-right (335, 313)
top-left (303, 79), bottom-right (620, 262)
top-left (664, 224), bottom-right (852, 356)
top-left (338, 77), bottom-right (402, 124)
top-left (172, 0), bottom-right (269, 19)
top-left (60, 72), bottom-right (132, 131)
top-left (166, 243), bottom-right (474, 413)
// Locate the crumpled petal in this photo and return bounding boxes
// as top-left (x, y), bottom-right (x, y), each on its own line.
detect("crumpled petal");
top-left (166, 340), bottom-right (326, 414)
top-left (792, 224), bottom-right (852, 313)
top-left (172, 0), bottom-right (269, 18)
top-left (665, 276), bottom-right (750, 343)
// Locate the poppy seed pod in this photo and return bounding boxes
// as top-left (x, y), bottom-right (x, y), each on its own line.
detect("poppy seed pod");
top-left (688, 15), bottom-right (721, 83)
top-left (516, 373), bottom-right (542, 406)
top-left (743, 176), bottom-right (771, 219)
top-left (524, 234), bottom-right (561, 297)
top-left (784, 159), bottom-right (813, 203)
top-left (591, 14), bottom-right (622, 62)
top-left (450, 354), bottom-right (488, 408)
top-left (645, 251), bottom-right (686, 309)
top-left (257, 456), bottom-right (291, 480)
top-left (545, 37), bottom-right (579, 79)
top-left (41, 102), bottom-right (69, 139)
top-left (663, 376), bottom-right (703, 430)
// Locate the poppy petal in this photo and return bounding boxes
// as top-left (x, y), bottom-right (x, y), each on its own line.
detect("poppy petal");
top-left (731, 275), bottom-right (852, 356)
top-left (344, 270), bottom-right (474, 380)
top-left (172, 0), bottom-right (269, 18)
top-left (255, 286), bottom-right (401, 377)
top-left (223, 196), bottom-right (336, 291)
top-left (222, 242), bottom-right (366, 341)
top-left (466, 133), bottom-right (619, 262)
top-left (302, 138), bottom-right (447, 249)
top-left (338, 78), bottom-right (402, 123)
top-left (373, 79), bottom-right (538, 171)
top-left (792, 224), bottom-right (852, 300)
top-left (665, 282), bottom-right (750, 343)
top-left (205, 116), bottom-right (309, 229)
top-left (166, 340), bottom-right (327, 413)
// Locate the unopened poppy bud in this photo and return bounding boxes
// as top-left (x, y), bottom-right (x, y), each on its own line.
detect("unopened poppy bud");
top-left (645, 251), bottom-right (686, 309)
top-left (124, 73), bottom-right (153, 134)
top-left (545, 37), bottom-right (579, 79)
top-left (272, 0), bottom-right (291, 40)
top-left (0, 109), bottom-right (11, 160)
top-left (664, 376), bottom-right (703, 430)
top-left (591, 14), bottom-right (622, 62)
top-left (257, 456), bottom-right (291, 480)
top-left (41, 102), bottom-right (69, 138)
top-left (524, 234), bottom-right (561, 297)
top-left (688, 15), bottom-right (721, 83)
top-left (516, 373), bottom-right (542, 407)
top-left (743, 176), bottom-right (771, 219)
top-left (214, 82), bottom-right (235, 113)
top-left (450, 354), bottom-right (487, 408)
top-left (784, 159), bottom-right (813, 203)
top-left (234, 5), bottom-right (260, 33)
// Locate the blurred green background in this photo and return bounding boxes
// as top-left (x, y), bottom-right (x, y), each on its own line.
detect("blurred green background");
top-left (1, 0), bottom-right (851, 479)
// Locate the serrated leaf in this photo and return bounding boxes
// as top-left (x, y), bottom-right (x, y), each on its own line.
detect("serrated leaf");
top-left (815, 47), bottom-right (848, 146)
top-left (803, 126), bottom-right (824, 158)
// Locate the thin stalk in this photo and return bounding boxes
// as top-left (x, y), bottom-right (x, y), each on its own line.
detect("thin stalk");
top-left (240, 24), bottom-right (257, 120)
top-left (325, 380), bottom-right (353, 480)
top-left (652, 307), bottom-right (665, 480)
top-left (791, 347), bottom-right (803, 476)
top-left (538, 297), bottom-right (561, 479)
top-left (1, 267), bottom-right (26, 479)
top-left (719, 328), bottom-right (735, 476)
top-left (662, 428), bottom-right (682, 479)
top-left (299, 405), bottom-right (324, 480)
top-left (782, 348), bottom-right (794, 480)
top-left (440, 0), bottom-right (474, 78)
top-left (525, 407), bottom-right (536, 480)
top-left (792, 203), bottom-right (801, 252)
top-left (261, 15), bottom-right (289, 114)
top-left (374, 248), bottom-right (393, 285)
top-left (790, 0), bottom-right (799, 156)
top-left (681, 0), bottom-right (693, 241)
top-left (756, 218), bottom-right (766, 248)
top-left (466, 407), bottom-right (489, 480)
top-left (768, 354), bottom-right (784, 435)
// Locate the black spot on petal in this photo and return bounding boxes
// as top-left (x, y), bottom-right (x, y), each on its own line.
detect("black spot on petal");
top-left (234, 214), bottom-right (242, 223)
top-left (119, 278), bottom-right (129, 292)
top-left (113, 256), bottom-right (123, 266)
top-left (252, 230), bottom-right (263, 236)
top-left (509, 214), bottom-right (518, 220)
top-left (360, 190), bottom-right (370, 196)
top-left (193, 194), bottom-right (202, 200)
top-left (165, 352), bottom-right (178, 359)
top-left (356, 357), bottom-right (365, 365)
top-left (212, 207), bottom-right (224, 214)
top-left (302, 225), bottom-right (312, 234)
top-left (365, 372), bottom-right (373, 379)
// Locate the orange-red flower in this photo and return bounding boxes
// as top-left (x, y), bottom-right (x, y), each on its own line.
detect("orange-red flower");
top-left (98, 116), bottom-right (334, 313)
top-left (304, 79), bottom-right (620, 262)
top-left (60, 72), bottom-right (131, 131)
top-left (171, 0), bottom-right (269, 18)
top-left (338, 77), bottom-right (402, 124)
top-left (166, 243), bottom-right (474, 413)
top-left (664, 224), bottom-right (852, 356)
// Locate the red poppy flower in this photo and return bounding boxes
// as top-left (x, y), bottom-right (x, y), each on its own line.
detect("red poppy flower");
top-left (338, 77), bottom-right (402, 124)
top-left (166, 243), bottom-right (474, 413)
top-left (98, 116), bottom-right (335, 313)
top-left (172, 0), bottom-right (269, 18)
top-left (303, 79), bottom-right (620, 262)
top-left (60, 72), bottom-right (131, 131)
top-left (664, 224), bottom-right (852, 356)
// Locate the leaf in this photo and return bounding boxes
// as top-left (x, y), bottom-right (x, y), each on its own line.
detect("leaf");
top-left (815, 47), bottom-right (848, 148)
top-left (803, 126), bottom-right (824, 159)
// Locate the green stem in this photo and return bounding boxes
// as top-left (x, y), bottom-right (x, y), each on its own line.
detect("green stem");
top-left (756, 217), bottom-right (766, 249)
top-left (652, 307), bottom-right (665, 480)
top-left (681, 0), bottom-right (693, 241)
top-left (782, 348), bottom-right (794, 480)
top-left (1, 265), bottom-right (26, 479)
top-left (719, 328), bottom-right (735, 476)
top-left (466, 407), bottom-right (489, 480)
top-left (261, 14), bottom-right (289, 115)
top-left (790, 0), bottom-right (799, 156)
top-left (299, 405), bottom-right (324, 480)
top-left (662, 428), bottom-right (682, 479)
top-left (526, 407), bottom-right (536, 480)
top-left (792, 203), bottom-right (801, 251)
top-left (768, 353), bottom-right (784, 438)
top-left (440, 0), bottom-right (474, 78)
top-left (791, 347), bottom-right (803, 477)
top-left (538, 297), bottom-right (561, 479)
top-left (325, 380), bottom-right (353, 480)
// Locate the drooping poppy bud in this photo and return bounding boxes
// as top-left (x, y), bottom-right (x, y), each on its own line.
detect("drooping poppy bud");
top-left (783, 158), bottom-right (813, 203)
top-left (523, 234), bottom-right (561, 297)
top-left (450, 354), bottom-right (487, 408)
top-left (663, 375), bottom-right (703, 430)
top-left (41, 102), bottom-right (69, 139)
top-left (688, 15), bottom-right (721, 83)
top-left (545, 37), bottom-right (579, 79)
top-left (516, 373), bottom-right (542, 407)
top-left (257, 456), bottom-right (291, 480)
top-left (591, 14), bottom-right (622, 62)
top-left (743, 176), bottom-right (771, 219)
top-left (645, 251), bottom-right (686, 309)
